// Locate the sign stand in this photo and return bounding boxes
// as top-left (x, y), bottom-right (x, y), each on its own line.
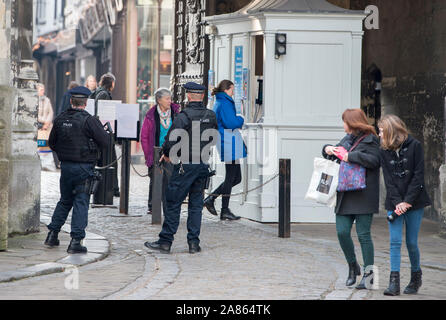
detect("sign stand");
top-left (114, 103), bottom-right (141, 216)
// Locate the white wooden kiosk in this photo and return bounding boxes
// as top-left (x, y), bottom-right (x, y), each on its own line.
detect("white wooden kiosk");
top-left (205, 0), bottom-right (366, 223)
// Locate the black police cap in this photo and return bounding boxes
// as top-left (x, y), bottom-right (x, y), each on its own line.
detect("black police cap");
top-left (69, 86), bottom-right (92, 98)
top-left (183, 82), bottom-right (206, 93)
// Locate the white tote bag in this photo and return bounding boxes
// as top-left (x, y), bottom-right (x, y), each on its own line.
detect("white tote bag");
top-left (305, 157), bottom-right (340, 208)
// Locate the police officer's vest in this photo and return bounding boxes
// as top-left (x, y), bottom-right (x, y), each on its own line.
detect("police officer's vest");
top-left (52, 109), bottom-right (99, 163)
top-left (182, 104), bottom-right (218, 163)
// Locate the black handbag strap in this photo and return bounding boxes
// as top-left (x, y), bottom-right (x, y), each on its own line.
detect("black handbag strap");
top-left (349, 134), bottom-right (369, 152)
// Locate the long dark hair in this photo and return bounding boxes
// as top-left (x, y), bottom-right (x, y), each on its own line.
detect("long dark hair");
top-left (99, 73), bottom-right (116, 91)
top-left (211, 79), bottom-right (234, 96)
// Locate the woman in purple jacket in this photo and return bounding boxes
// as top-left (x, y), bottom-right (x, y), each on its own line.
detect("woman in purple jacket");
top-left (141, 88), bottom-right (181, 214)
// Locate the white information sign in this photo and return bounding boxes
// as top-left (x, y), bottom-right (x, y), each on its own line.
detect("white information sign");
top-left (85, 99), bottom-right (95, 115)
top-left (116, 104), bottom-right (140, 139)
top-left (97, 100), bottom-right (121, 130)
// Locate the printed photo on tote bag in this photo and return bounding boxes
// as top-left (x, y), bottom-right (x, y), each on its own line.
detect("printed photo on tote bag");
top-left (305, 157), bottom-right (340, 208)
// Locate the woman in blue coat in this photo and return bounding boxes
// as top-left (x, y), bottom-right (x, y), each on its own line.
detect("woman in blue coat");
top-left (204, 80), bottom-right (247, 220)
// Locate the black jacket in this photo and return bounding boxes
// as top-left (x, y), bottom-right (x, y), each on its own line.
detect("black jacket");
top-left (162, 101), bottom-right (218, 164)
top-left (90, 87), bottom-right (112, 115)
top-left (91, 87), bottom-right (112, 101)
top-left (322, 133), bottom-right (381, 215)
top-left (380, 135), bottom-right (431, 211)
top-left (49, 108), bottom-right (110, 163)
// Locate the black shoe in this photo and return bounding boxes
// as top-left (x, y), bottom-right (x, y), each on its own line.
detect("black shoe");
top-left (346, 261), bottom-right (361, 286)
top-left (114, 190), bottom-right (120, 197)
top-left (144, 241), bottom-right (171, 254)
top-left (44, 231), bottom-right (60, 247)
top-left (220, 208), bottom-right (241, 221)
top-left (203, 196), bottom-right (218, 216)
top-left (147, 209), bottom-right (152, 215)
top-left (188, 242), bottom-right (201, 254)
top-left (384, 271), bottom-right (400, 296)
top-left (356, 270), bottom-right (374, 290)
top-left (67, 239), bottom-right (87, 254)
top-left (404, 270), bottom-right (422, 294)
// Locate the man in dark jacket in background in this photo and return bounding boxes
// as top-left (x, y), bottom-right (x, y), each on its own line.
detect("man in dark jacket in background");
top-left (90, 73), bottom-right (120, 197)
top-left (57, 81), bottom-right (79, 117)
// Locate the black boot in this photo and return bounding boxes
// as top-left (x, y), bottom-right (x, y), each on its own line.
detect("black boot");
top-left (220, 208), bottom-right (241, 221)
top-left (44, 231), bottom-right (60, 247)
top-left (346, 261), bottom-right (361, 286)
top-left (144, 240), bottom-right (171, 254)
top-left (203, 196), bottom-right (218, 216)
top-left (67, 238), bottom-right (88, 254)
top-left (356, 270), bottom-right (374, 290)
top-left (384, 271), bottom-right (400, 296)
top-left (188, 242), bottom-right (201, 254)
top-left (404, 270), bottom-right (422, 294)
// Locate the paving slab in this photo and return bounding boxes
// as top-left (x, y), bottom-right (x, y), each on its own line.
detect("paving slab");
top-left (0, 220), bottom-right (110, 284)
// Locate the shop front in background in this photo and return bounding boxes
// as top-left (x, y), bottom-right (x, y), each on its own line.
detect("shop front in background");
top-left (136, 0), bottom-right (174, 131)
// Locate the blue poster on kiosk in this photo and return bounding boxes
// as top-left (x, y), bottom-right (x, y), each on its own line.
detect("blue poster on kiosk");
top-left (234, 46), bottom-right (243, 115)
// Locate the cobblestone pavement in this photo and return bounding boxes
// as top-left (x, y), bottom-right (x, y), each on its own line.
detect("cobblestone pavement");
top-left (0, 162), bottom-right (445, 300)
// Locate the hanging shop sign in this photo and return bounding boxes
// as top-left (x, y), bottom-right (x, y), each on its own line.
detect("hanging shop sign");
top-left (79, 0), bottom-right (107, 45)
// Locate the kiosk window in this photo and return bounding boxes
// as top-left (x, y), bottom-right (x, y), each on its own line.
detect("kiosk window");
top-left (255, 35), bottom-right (264, 76)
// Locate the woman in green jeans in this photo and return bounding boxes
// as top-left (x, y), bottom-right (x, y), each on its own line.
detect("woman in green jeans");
top-left (322, 109), bottom-right (381, 289)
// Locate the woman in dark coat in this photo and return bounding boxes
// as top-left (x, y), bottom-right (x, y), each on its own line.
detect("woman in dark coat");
top-left (322, 108), bottom-right (380, 289)
top-left (90, 73), bottom-right (120, 197)
top-left (378, 114), bottom-right (431, 296)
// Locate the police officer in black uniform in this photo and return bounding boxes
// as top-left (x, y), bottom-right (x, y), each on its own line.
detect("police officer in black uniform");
top-left (145, 82), bottom-right (219, 254)
top-left (44, 86), bottom-right (111, 254)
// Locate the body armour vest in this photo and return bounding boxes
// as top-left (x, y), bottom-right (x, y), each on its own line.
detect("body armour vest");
top-left (53, 109), bottom-right (99, 163)
top-left (182, 105), bottom-right (218, 164)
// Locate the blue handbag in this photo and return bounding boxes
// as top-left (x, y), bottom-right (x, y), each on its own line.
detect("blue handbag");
top-left (337, 135), bottom-right (368, 192)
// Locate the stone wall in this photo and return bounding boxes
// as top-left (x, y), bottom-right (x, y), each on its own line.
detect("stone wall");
top-left (0, 0), bottom-right (40, 243)
top-left (0, 0), bottom-right (12, 250)
top-left (8, 0), bottom-right (40, 235)
top-left (350, 0), bottom-right (446, 231)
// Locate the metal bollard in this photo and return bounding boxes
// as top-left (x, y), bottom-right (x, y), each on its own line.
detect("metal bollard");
top-left (119, 140), bottom-right (131, 214)
top-left (151, 147), bottom-right (163, 224)
top-left (279, 159), bottom-right (291, 238)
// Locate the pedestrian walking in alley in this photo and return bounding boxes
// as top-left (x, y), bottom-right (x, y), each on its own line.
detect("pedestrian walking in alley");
top-left (145, 82), bottom-right (218, 254)
top-left (37, 83), bottom-right (56, 171)
top-left (203, 80), bottom-right (246, 221)
top-left (37, 83), bottom-right (54, 132)
top-left (322, 108), bottom-right (380, 289)
top-left (45, 86), bottom-right (111, 254)
top-left (378, 115), bottom-right (431, 296)
top-left (140, 88), bottom-right (181, 215)
top-left (85, 75), bottom-right (97, 92)
top-left (90, 73), bottom-right (120, 197)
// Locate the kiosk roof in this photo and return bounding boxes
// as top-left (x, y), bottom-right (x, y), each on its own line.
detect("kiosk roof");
top-left (241, 0), bottom-right (362, 15)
